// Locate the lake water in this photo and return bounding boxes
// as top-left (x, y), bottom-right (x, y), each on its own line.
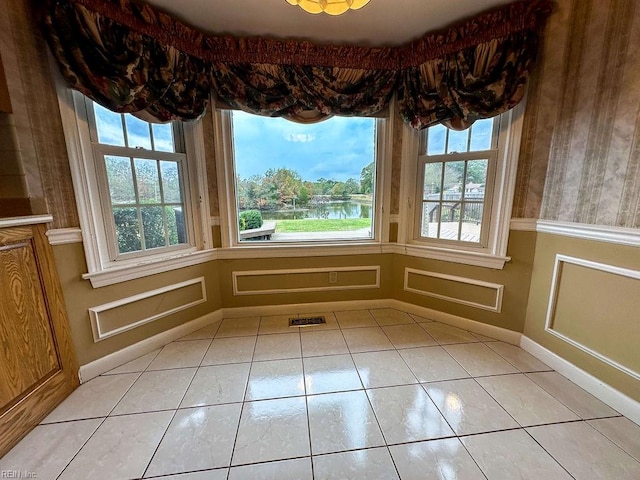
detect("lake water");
top-left (259, 201), bottom-right (371, 221)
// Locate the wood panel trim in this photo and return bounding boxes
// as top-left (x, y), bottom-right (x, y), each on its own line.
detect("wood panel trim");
top-left (544, 254), bottom-right (640, 382)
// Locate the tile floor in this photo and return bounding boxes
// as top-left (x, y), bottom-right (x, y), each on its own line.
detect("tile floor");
top-left (2, 308), bottom-right (640, 479)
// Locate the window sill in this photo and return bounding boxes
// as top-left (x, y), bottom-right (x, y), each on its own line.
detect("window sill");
top-left (216, 242), bottom-right (384, 259)
top-left (83, 249), bottom-right (218, 288)
top-left (382, 243), bottom-right (510, 269)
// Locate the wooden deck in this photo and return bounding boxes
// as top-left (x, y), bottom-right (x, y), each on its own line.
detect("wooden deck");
top-left (239, 221), bottom-right (276, 240)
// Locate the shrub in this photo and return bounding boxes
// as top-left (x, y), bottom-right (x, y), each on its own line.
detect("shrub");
top-left (239, 210), bottom-right (263, 230)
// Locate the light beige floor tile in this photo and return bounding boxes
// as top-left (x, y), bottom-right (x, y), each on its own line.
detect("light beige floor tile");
top-left (527, 371), bottom-right (619, 419)
top-left (178, 322), bottom-right (221, 341)
top-left (477, 374), bottom-right (580, 426)
top-left (146, 404), bottom-right (242, 476)
top-left (528, 421), bottom-right (640, 479)
top-left (588, 417), bottom-right (640, 462)
top-left (367, 385), bottom-right (454, 443)
top-left (352, 350), bottom-right (418, 388)
top-left (0, 419), bottom-right (101, 480)
top-left (313, 447), bottom-right (399, 480)
top-left (486, 342), bottom-right (551, 372)
top-left (258, 314), bottom-right (298, 334)
top-left (424, 379), bottom-right (519, 435)
top-left (215, 317), bottom-right (260, 338)
top-left (335, 309), bottom-right (377, 328)
top-left (301, 329), bottom-right (349, 357)
top-left (253, 332), bottom-right (301, 361)
top-left (147, 340), bottom-right (211, 370)
top-left (370, 308), bottom-right (414, 326)
top-left (228, 458), bottom-right (312, 480)
top-left (157, 470), bottom-right (228, 480)
top-left (245, 358), bottom-right (305, 400)
top-left (444, 343), bottom-right (518, 377)
top-left (390, 438), bottom-right (486, 480)
top-left (299, 311), bottom-right (340, 330)
top-left (421, 323), bottom-right (479, 345)
top-left (382, 324), bottom-right (437, 348)
top-left (232, 397), bottom-right (310, 465)
top-left (201, 336), bottom-right (256, 366)
top-left (112, 368), bottom-right (196, 415)
top-left (303, 354), bottom-right (363, 394)
top-left (307, 390), bottom-right (385, 454)
top-left (462, 429), bottom-right (572, 480)
top-left (399, 346), bottom-right (470, 383)
top-left (181, 363), bottom-right (251, 407)
top-left (60, 411), bottom-right (173, 480)
top-left (42, 373), bottom-right (139, 423)
top-left (409, 313), bottom-right (434, 323)
top-left (103, 349), bottom-right (160, 375)
top-left (342, 326), bottom-right (394, 353)
top-left (472, 332), bottom-right (498, 342)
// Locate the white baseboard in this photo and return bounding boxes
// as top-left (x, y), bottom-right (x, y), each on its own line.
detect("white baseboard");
top-left (78, 310), bottom-right (222, 383)
top-left (520, 336), bottom-right (640, 426)
top-left (220, 298), bottom-right (392, 319)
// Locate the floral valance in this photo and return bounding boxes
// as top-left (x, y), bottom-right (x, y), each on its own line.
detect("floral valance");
top-left (42, 0), bottom-right (552, 128)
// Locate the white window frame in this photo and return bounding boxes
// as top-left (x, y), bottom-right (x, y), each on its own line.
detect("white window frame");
top-left (398, 102), bottom-right (525, 269)
top-left (213, 107), bottom-right (392, 259)
top-left (56, 80), bottom-right (214, 288)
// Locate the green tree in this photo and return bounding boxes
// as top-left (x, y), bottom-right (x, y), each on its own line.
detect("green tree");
top-left (360, 162), bottom-right (374, 194)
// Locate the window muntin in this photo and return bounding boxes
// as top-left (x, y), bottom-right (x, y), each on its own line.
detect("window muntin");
top-left (416, 117), bottom-right (499, 247)
top-left (228, 111), bottom-right (378, 243)
top-left (87, 100), bottom-right (191, 259)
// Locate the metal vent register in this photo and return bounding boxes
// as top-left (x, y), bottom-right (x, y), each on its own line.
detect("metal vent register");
top-left (289, 316), bottom-right (326, 327)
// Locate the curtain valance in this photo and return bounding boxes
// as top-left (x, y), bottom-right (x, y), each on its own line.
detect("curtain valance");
top-left (42, 0), bottom-right (552, 128)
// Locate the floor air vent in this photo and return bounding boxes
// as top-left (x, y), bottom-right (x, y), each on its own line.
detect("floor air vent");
top-left (290, 316), bottom-right (326, 327)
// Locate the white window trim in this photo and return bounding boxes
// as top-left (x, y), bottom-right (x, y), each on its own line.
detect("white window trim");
top-left (55, 76), bottom-right (214, 288)
top-left (397, 102), bottom-right (525, 269)
top-left (213, 105), bottom-right (393, 259)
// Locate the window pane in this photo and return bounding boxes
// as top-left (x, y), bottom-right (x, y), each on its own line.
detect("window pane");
top-left (93, 103), bottom-right (125, 146)
top-left (152, 123), bottom-right (175, 152)
top-left (465, 159), bottom-right (488, 200)
top-left (231, 111), bottom-right (376, 242)
top-left (421, 202), bottom-right (441, 238)
top-left (105, 156), bottom-right (136, 204)
top-left (113, 207), bottom-right (141, 253)
top-left (160, 161), bottom-right (182, 203)
top-left (125, 115), bottom-right (152, 149)
top-left (470, 118), bottom-right (494, 151)
top-left (423, 162), bottom-right (443, 200)
top-left (426, 124), bottom-right (446, 155)
top-left (134, 159), bottom-right (161, 204)
top-left (141, 206), bottom-right (166, 249)
top-left (447, 129), bottom-right (468, 154)
top-left (461, 203), bottom-right (483, 243)
top-left (166, 206), bottom-right (187, 245)
top-left (443, 161), bottom-right (465, 194)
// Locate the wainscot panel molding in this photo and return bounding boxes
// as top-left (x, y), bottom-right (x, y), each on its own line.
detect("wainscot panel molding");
top-left (232, 266), bottom-right (380, 296)
top-left (521, 336), bottom-right (640, 426)
top-left (46, 227), bottom-right (82, 245)
top-left (544, 254), bottom-right (640, 382)
top-left (89, 277), bottom-right (207, 342)
top-left (404, 268), bottom-right (504, 313)
top-left (79, 310), bottom-right (222, 383)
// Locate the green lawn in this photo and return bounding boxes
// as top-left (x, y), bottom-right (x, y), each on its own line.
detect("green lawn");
top-left (275, 218), bottom-right (371, 232)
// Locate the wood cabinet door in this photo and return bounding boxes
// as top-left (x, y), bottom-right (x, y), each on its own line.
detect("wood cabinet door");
top-left (0, 224), bottom-right (78, 457)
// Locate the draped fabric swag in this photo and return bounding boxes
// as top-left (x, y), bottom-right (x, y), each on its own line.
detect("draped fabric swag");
top-left (42, 0), bottom-right (552, 129)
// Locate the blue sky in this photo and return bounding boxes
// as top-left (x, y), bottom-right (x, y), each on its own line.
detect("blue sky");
top-left (231, 111), bottom-right (376, 182)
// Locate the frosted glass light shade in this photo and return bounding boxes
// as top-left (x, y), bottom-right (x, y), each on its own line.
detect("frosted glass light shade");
top-left (286, 0), bottom-right (371, 16)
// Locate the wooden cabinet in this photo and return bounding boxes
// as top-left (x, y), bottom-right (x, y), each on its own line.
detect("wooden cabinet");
top-left (0, 52), bottom-right (11, 113)
top-left (0, 219), bottom-right (78, 457)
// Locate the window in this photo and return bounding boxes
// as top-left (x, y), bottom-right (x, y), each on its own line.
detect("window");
top-left (217, 110), bottom-right (385, 247)
top-left (57, 86), bottom-right (213, 287)
top-left (88, 102), bottom-right (191, 259)
top-left (401, 104), bottom-right (524, 269)
top-left (417, 118), bottom-right (497, 247)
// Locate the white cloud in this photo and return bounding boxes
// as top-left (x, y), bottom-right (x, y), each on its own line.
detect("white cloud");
top-left (286, 133), bottom-right (315, 143)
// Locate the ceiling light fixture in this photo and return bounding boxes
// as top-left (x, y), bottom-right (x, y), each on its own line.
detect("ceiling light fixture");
top-left (285, 0), bottom-right (371, 16)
